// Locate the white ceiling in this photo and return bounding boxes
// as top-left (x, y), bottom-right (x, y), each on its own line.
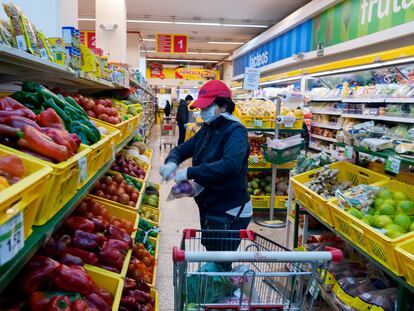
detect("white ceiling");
top-left (78, 0), bottom-right (310, 63)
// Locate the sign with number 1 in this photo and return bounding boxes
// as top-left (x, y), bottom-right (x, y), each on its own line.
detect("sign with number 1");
top-left (156, 33), bottom-right (188, 54)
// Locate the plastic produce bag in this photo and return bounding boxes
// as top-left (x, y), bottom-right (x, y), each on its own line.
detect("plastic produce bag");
top-left (186, 263), bottom-right (233, 304)
top-left (356, 288), bottom-right (397, 311)
top-left (167, 180), bottom-right (203, 201)
top-left (230, 265), bottom-right (259, 303)
top-left (336, 185), bottom-right (381, 216)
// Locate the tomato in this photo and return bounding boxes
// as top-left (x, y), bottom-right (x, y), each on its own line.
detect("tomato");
top-left (114, 117), bottom-right (121, 124)
top-left (129, 201), bottom-right (136, 207)
top-left (76, 202), bottom-right (88, 215)
top-left (111, 195), bottom-right (119, 202)
top-left (126, 185), bottom-right (134, 195)
top-left (108, 116), bottom-right (117, 124)
top-left (105, 194), bottom-right (112, 200)
top-left (102, 176), bottom-right (113, 185)
top-left (87, 110), bottom-right (96, 118)
top-left (84, 99), bottom-right (95, 110)
top-left (96, 190), bottom-right (105, 197)
top-left (89, 203), bottom-right (101, 215)
top-left (131, 269), bottom-right (143, 280)
top-left (83, 211), bottom-right (95, 219)
top-left (93, 182), bottom-right (101, 190)
top-left (113, 174), bottom-right (124, 184)
top-left (100, 183), bottom-right (107, 192)
top-left (107, 184), bottom-right (117, 194)
top-left (97, 113), bottom-right (109, 123)
top-left (93, 103), bottom-right (105, 115)
top-left (104, 107), bottom-right (112, 116)
top-left (142, 256), bottom-right (152, 267)
top-left (112, 220), bottom-right (121, 228)
top-left (130, 192), bottom-right (138, 202)
top-left (111, 108), bottom-right (118, 116)
top-left (143, 274), bottom-right (152, 284)
top-left (120, 181), bottom-right (128, 189)
top-left (116, 188), bottom-right (125, 196)
top-left (97, 99), bottom-right (107, 107)
top-left (100, 208), bottom-right (109, 220)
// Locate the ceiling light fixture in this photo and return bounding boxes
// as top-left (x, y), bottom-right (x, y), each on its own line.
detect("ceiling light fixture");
top-left (147, 58), bottom-right (217, 63)
top-left (78, 18), bottom-right (96, 21)
top-left (222, 23), bottom-right (268, 28)
top-left (208, 41), bottom-right (244, 45)
top-left (187, 51), bottom-right (229, 55)
top-left (175, 21), bottom-right (221, 26)
top-left (258, 76), bottom-right (301, 86)
top-left (142, 38), bottom-right (156, 42)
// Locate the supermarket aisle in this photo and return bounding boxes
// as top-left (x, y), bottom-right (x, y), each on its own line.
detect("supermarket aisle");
top-left (147, 126), bottom-right (293, 310)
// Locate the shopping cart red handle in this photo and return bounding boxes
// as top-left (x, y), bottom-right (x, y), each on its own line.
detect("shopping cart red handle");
top-left (173, 246), bottom-right (343, 263)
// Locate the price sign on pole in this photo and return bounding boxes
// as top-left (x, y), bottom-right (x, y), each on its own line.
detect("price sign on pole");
top-left (385, 156), bottom-right (401, 174)
top-left (0, 212), bottom-right (24, 265)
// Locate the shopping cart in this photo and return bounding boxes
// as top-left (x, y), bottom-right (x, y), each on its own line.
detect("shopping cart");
top-left (160, 116), bottom-right (176, 150)
top-left (173, 229), bottom-right (343, 311)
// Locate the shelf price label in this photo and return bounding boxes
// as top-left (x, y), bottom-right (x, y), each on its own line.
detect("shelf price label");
top-left (385, 156), bottom-right (401, 174)
top-left (277, 116), bottom-right (295, 128)
top-left (112, 143), bottom-right (116, 160)
top-left (344, 145), bottom-right (353, 159)
top-left (253, 119), bottom-right (263, 127)
top-left (0, 212), bottom-right (24, 265)
top-left (78, 157), bottom-right (88, 184)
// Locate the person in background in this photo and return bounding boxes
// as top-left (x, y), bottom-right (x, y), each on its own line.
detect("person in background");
top-left (176, 95), bottom-right (193, 145)
top-left (160, 81), bottom-right (251, 270)
top-left (164, 100), bottom-right (171, 117)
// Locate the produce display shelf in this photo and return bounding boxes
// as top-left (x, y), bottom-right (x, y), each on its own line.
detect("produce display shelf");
top-left (311, 109), bottom-right (343, 116)
top-left (342, 97), bottom-right (386, 103)
top-left (246, 128), bottom-right (304, 133)
top-left (311, 134), bottom-right (337, 143)
top-left (310, 122), bottom-right (342, 130)
top-left (129, 78), bottom-right (155, 97)
top-left (297, 204), bottom-right (414, 301)
top-left (341, 113), bottom-right (414, 123)
top-left (0, 133), bottom-right (135, 293)
top-left (336, 142), bottom-right (414, 167)
top-left (0, 44), bottom-right (125, 91)
top-left (309, 97), bottom-right (342, 102)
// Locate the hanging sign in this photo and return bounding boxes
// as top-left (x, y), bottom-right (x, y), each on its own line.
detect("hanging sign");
top-left (243, 67), bottom-right (260, 91)
top-left (80, 31), bottom-right (96, 49)
top-left (156, 34), bottom-right (188, 53)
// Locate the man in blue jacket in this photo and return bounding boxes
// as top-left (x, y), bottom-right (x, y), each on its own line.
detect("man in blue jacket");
top-left (160, 80), bottom-right (252, 269)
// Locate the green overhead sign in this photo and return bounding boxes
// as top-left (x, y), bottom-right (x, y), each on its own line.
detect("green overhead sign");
top-left (312, 0), bottom-right (414, 49)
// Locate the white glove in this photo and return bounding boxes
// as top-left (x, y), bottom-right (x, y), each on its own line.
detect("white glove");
top-left (174, 168), bottom-right (188, 182)
top-left (160, 162), bottom-right (177, 181)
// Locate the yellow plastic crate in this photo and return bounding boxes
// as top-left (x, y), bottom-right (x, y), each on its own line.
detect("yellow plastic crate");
top-left (248, 155), bottom-right (271, 169)
top-left (152, 289), bottom-right (159, 311)
top-left (234, 107), bottom-right (275, 129)
top-left (329, 179), bottom-right (414, 275)
top-left (251, 195), bottom-right (288, 209)
top-left (144, 147), bottom-right (153, 161)
top-left (0, 148), bottom-right (52, 241)
top-left (395, 239), bottom-right (414, 287)
top-left (291, 162), bottom-right (389, 226)
top-left (84, 266), bottom-right (123, 311)
top-left (86, 120), bottom-right (121, 182)
top-left (91, 116), bottom-right (136, 147)
top-left (1, 144), bottom-right (92, 226)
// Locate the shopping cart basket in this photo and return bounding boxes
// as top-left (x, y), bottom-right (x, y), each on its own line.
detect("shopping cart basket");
top-left (173, 229), bottom-right (343, 311)
top-left (160, 116), bottom-right (176, 150)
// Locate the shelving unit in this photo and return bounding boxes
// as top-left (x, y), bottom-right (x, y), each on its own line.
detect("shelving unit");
top-left (0, 132), bottom-right (135, 292)
top-left (310, 109), bottom-right (342, 115)
top-left (311, 134), bottom-right (337, 143)
top-left (310, 122), bottom-right (342, 130)
top-left (341, 113), bottom-right (414, 123)
top-left (293, 205), bottom-right (414, 311)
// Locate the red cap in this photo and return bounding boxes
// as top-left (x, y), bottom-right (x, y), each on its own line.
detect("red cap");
top-left (192, 80), bottom-right (232, 109)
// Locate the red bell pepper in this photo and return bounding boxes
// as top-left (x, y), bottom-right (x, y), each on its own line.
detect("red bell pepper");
top-left (17, 126), bottom-right (68, 162)
top-left (5, 115), bottom-right (41, 131)
top-left (21, 256), bottom-right (60, 294)
top-left (72, 299), bottom-right (89, 311)
top-left (0, 124), bottom-right (22, 138)
top-left (120, 296), bottom-right (139, 309)
top-left (0, 97), bottom-right (36, 119)
top-left (96, 264), bottom-right (120, 273)
top-left (99, 242), bottom-right (125, 270)
top-left (42, 235), bottom-right (71, 257)
top-left (19, 148), bottom-right (55, 162)
top-left (97, 288), bottom-right (113, 306)
top-left (123, 277), bottom-right (137, 290)
top-left (29, 291), bottom-right (81, 311)
top-left (106, 225), bottom-right (132, 247)
top-left (0, 154), bottom-right (25, 179)
top-left (85, 293), bottom-right (111, 311)
top-left (46, 295), bottom-right (71, 311)
top-left (37, 108), bottom-right (65, 130)
top-left (52, 264), bottom-right (92, 295)
top-left (73, 230), bottom-right (106, 245)
top-left (61, 247), bottom-right (98, 265)
top-left (41, 128), bottom-right (76, 157)
top-left (59, 253), bottom-right (84, 266)
top-left (63, 216), bottom-right (95, 233)
top-left (127, 289), bottom-right (151, 304)
top-left (106, 239), bottom-right (130, 252)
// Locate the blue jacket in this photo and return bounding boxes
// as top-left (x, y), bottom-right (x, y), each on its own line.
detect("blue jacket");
top-left (166, 115), bottom-right (250, 216)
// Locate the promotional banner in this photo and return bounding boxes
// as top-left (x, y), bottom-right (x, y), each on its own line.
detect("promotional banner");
top-left (312, 0), bottom-right (414, 49)
top-left (147, 66), bottom-right (219, 80)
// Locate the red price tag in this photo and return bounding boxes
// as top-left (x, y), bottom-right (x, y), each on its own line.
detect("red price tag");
top-left (156, 34), bottom-right (172, 53)
top-left (86, 32), bottom-right (96, 48)
top-left (173, 35), bottom-right (188, 53)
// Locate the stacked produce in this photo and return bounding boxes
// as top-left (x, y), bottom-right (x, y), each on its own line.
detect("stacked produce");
top-left (11, 81), bottom-right (101, 146)
top-left (0, 255), bottom-right (114, 310)
top-left (138, 218), bottom-right (159, 238)
top-left (91, 173), bottom-right (141, 207)
top-left (72, 96), bottom-right (122, 125)
top-left (128, 242), bottom-right (156, 285)
top-left (0, 154), bottom-right (25, 190)
top-left (111, 153), bottom-right (147, 180)
top-left (140, 206), bottom-right (159, 223)
top-left (247, 172), bottom-right (288, 196)
top-left (124, 141), bottom-right (151, 164)
top-left (42, 197), bottom-right (133, 273)
top-left (293, 153), bottom-right (335, 175)
top-left (142, 182), bottom-right (159, 208)
top-left (339, 186), bottom-right (414, 238)
top-left (305, 165), bottom-right (352, 199)
top-left (0, 96), bottom-right (81, 162)
top-left (236, 99), bottom-right (275, 117)
top-left (121, 277), bottom-right (155, 310)
top-left (249, 138), bottom-right (264, 156)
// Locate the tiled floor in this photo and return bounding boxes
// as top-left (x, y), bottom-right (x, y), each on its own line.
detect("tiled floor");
top-left (147, 127), bottom-right (327, 311)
